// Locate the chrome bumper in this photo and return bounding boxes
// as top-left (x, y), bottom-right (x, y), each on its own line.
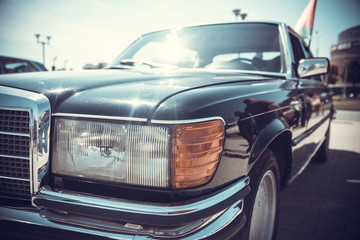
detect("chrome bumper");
top-left (1, 177), bottom-right (249, 239)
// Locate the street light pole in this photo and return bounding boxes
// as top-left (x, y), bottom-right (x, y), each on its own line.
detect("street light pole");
top-left (233, 9), bottom-right (240, 21)
top-left (35, 34), bottom-right (51, 65)
top-left (232, 9), bottom-right (247, 21)
top-left (315, 30), bottom-right (320, 57)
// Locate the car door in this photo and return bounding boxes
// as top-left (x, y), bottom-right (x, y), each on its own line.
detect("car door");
top-left (289, 32), bottom-right (332, 168)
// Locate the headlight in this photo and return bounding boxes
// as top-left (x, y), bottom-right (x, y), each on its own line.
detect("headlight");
top-left (52, 118), bottom-right (170, 187)
top-left (52, 118), bottom-right (224, 189)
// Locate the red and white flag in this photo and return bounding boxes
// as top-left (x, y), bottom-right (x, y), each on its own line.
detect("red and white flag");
top-left (294, 0), bottom-right (317, 42)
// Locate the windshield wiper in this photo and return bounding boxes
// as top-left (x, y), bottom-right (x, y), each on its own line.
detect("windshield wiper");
top-left (108, 59), bottom-right (178, 70)
top-left (119, 59), bottom-right (161, 68)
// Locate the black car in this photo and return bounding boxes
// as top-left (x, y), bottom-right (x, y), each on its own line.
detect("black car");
top-left (0, 22), bottom-right (332, 240)
top-left (0, 55), bottom-right (48, 74)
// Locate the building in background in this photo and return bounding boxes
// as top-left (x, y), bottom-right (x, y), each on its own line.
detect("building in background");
top-left (330, 25), bottom-right (360, 97)
top-left (83, 62), bottom-right (107, 70)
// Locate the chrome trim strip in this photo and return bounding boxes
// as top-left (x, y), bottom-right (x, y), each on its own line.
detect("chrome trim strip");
top-left (288, 117), bottom-right (331, 185)
top-left (52, 113), bottom-right (148, 123)
top-left (0, 196), bottom-right (245, 239)
top-left (292, 112), bottom-right (332, 146)
top-left (182, 200), bottom-right (244, 240)
top-left (52, 113), bottom-right (226, 125)
top-left (39, 208), bottom-right (226, 238)
top-left (0, 154), bottom-right (29, 160)
top-left (238, 104), bottom-right (289, 122)
top-left (151, 116), bottom-right (225, 125)
top-left (32, 177), bottom-right (249, 226)
top-left (288, 126), bottom-right (329, 186)
top-left (0, 131), bottom-right (30, 137)
top-left (207, 69), bottom-right (287, 78)
top-left (0, 207), bottom-right (133, 240)
top-left (0, 175), bottom-right (31, 182)
top-left (278, 23), bottom-right (294, 78)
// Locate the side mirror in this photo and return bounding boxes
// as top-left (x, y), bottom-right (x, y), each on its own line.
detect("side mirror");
top-left (297, 58), bottom-right (329, 78)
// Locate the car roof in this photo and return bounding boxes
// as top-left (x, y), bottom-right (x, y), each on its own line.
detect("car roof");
top-left (140, 21), bottom-right (285, 37)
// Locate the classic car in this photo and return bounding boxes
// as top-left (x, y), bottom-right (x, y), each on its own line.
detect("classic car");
top-left (0, 55), bottom-right (48, 74)
top-left (0, 22), bottom-right (332, 239)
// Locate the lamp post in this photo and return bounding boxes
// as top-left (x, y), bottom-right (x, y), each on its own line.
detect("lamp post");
top-left (35, 34), bottom-right (51, 65)
top-left (232, 9), bottom-right (247, 21)
top-left (233, 9), bottom-right (240, 21)
top-left (315, 30), bottom-right (320, 57)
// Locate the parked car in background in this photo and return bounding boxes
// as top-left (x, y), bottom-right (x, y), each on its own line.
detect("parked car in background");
top-left (0, 55), bottom-right (47, 74)
top-left (0, 22), bottom-right (332, 239)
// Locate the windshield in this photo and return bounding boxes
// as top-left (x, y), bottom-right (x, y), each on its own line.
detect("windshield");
top-left (111, 23), bottom-right (282, 73)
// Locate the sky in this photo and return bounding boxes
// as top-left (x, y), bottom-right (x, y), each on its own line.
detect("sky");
top-left (0, 0), bottom-right (359, 70)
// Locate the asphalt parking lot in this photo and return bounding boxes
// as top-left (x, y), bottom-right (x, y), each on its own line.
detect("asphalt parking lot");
top-left (276, 110), bottom-right (360, 240)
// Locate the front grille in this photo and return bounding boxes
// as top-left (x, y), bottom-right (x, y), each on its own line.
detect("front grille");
top-left (0, 178), bottom-right (30, 199)
top-left (0, 134), bottom-right (30, 157)
top-left (0, 109), bottom-right (31, 200)
top-left (0, 156), bottom-right (30, 179)
top-left (0, 109), bottom-right (30, 134)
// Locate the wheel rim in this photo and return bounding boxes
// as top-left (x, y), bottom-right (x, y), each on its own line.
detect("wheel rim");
top-left (249, 170), bottom-right (277, 240)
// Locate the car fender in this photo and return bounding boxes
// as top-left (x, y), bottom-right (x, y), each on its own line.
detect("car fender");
top-left (249, 118), bottom-right (291, 164)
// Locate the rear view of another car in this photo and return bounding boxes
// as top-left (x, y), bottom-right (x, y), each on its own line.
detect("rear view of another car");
top-left (0, 56), bottom-right (47, 74)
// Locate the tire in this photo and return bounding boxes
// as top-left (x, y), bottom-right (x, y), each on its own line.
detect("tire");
top-left (312, 127), bottom-right (330, 163)
top-left (240, 149), bottom-right (280, 240)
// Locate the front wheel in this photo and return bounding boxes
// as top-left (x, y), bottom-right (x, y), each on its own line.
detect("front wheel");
top-left (240, 149), bottom-right (280, 240)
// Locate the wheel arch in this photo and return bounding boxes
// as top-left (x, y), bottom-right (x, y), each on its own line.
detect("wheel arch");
top-left (268, 131), bottom-right (292, 188)
top-left (249, 118), bottom-right (292, 188)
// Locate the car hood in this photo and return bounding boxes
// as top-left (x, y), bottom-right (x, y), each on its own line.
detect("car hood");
top-left (0, 69), bottom-right (276, 120)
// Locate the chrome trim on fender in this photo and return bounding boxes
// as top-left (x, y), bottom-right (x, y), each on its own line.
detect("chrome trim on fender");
top-left (52, 113), bottom-right (226, 125)
top-left (237, 104), bottom-right (289, 122)
top-left (52, 113), bottom-right (149, 123)
top-left (32, 177), bottom-right (249, 226)
top-left (151, 116), bottom-right (225, 125)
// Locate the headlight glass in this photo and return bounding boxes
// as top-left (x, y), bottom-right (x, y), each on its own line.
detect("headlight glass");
top-left (52, 118), bottom-right (170, 187)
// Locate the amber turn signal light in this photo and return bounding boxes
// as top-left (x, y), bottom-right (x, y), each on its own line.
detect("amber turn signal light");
top-left (171, 119), bottom-right (225, 189)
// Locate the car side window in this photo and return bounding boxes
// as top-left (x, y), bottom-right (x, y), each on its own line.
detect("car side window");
top-left (290, 33), bottom-right (322, 81)
top-left (289, 33), bottom-right (305, 63)
top-left (1, 59), bottom-right (37, 74)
